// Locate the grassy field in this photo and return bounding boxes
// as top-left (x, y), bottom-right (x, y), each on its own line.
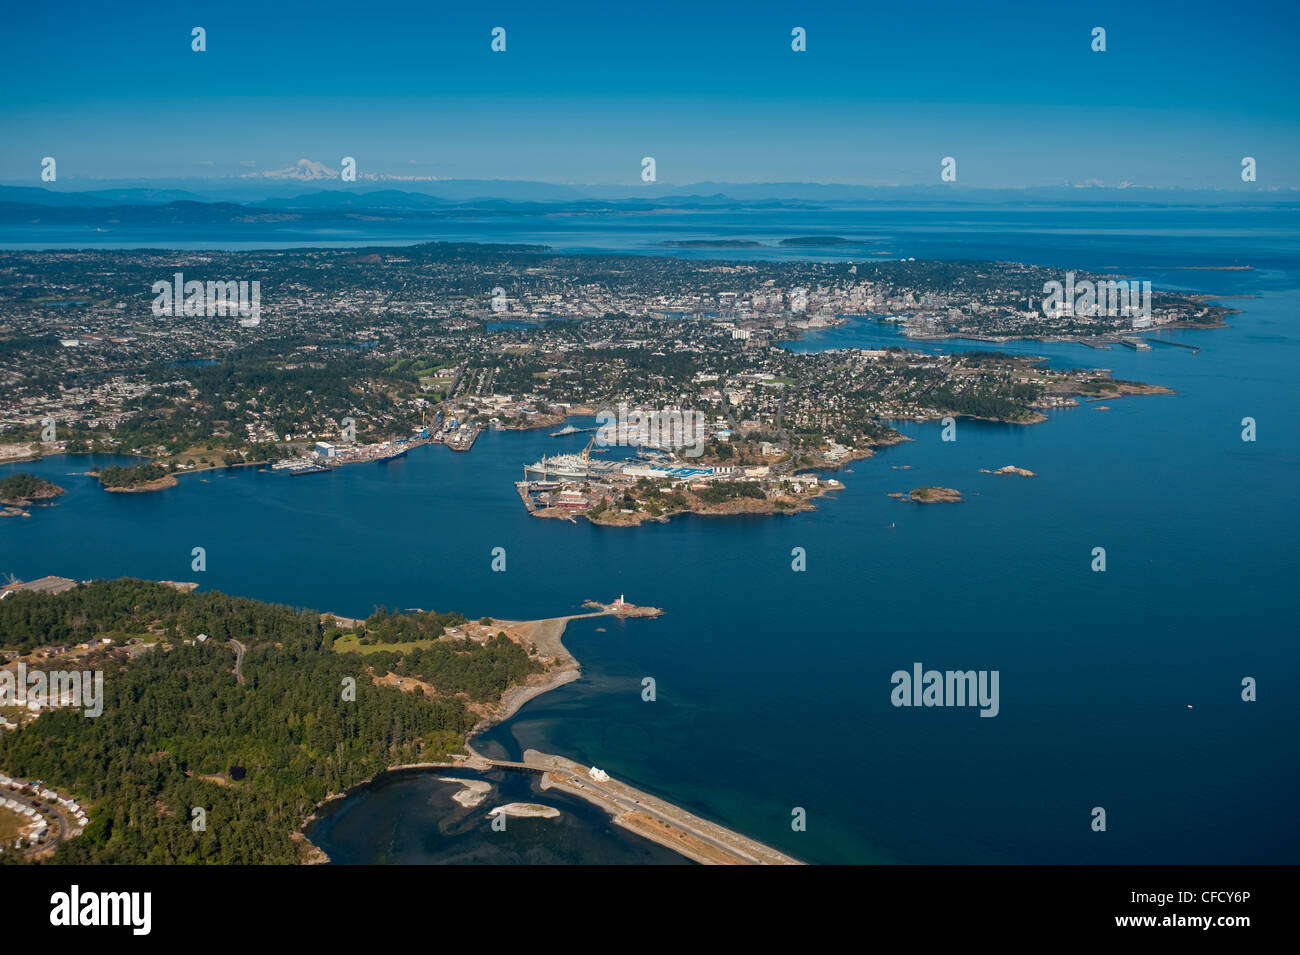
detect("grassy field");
top-left (0, 806), bottom-right (25, 843)
top-left (330, 633), bottom-right (444, 655)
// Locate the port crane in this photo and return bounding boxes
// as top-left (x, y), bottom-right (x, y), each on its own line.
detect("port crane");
top-left (529, 435), bottom-right (601, 482)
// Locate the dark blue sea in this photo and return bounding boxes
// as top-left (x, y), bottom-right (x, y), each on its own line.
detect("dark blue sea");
top-left (3, 205), bottom-right (1297, 864)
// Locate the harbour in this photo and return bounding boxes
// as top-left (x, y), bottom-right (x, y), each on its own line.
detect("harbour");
top-left (2, 219), bottom-right (1296, 866)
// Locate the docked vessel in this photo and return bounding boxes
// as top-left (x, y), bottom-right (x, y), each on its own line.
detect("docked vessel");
top-left (271, 458), bottom-right (330, 475)
top-left (550, 424), bottom-right (590, 437)
top-left (522, 435), bottom-right (616, 480)
top-left (523, 452), bottom-right (594, 481)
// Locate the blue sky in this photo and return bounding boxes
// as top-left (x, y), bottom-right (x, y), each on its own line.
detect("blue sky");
top-left (2, 0), bottom-right (1297, 188)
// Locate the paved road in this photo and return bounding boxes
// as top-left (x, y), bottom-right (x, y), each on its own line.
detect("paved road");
top-left (1, 789), bottom-right (71, 857)
top-left (510, 752), bottom-right (800, 865)
top-left (555, 768), bottom-right (761, 863)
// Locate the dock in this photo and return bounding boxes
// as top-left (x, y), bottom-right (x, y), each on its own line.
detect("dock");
top-left (515, 481), bottom-right (536, 514)
top-left (1142, 337), bottom-right (1200, 355)
top-left (443, 426), bottom-right (481, 452)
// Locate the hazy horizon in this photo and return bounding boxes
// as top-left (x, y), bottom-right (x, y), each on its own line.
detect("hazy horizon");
top-left (3, 0), bottom-right (1297, 189)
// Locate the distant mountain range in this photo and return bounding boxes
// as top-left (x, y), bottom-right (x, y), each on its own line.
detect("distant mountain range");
top-left (0, 182), bottom-right (1294, 226)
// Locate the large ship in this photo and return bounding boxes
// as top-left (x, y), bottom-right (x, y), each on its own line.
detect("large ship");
top-left (523, 452), bottom-right (593, 481)
top-left (523, 436), bottom-right (614, 481)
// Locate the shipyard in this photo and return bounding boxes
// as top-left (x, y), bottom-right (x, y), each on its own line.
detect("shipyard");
top-left (268, 409), bottom-right (481, 475)
top-left (516, 432), bottom-right (841, 525)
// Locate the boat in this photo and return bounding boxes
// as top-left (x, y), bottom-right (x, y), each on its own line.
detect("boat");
top-left (524, 435), bottom-right (614, 480)
top-left (271, 458), bottom-right (330, 475)
top-left (524, 452), bottom-right (591, 481)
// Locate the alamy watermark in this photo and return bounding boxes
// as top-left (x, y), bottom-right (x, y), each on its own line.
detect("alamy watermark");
top-left (595, 402), bottom-right (706, 457)
top-left (1042, 271), bottom-right (1150, 320)
top-left (890, 663), bottom-right (999, 717)
top-left (152, 272), bottom-right (261, 325)
top-left (0, 664), bottom-right (104, 717)
top-left (49, 885), bottom-right (150, 935)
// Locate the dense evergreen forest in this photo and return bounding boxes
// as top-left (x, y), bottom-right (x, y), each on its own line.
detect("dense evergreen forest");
top-left (364, 635), bottom-right (541, 704)
top-left (96, 463), bottom-right (167, 488)
top-left (0, 579), bottom-right (539, 864)
top-left (0, 472), bottom-right (63, 502)
top-left (360, 606), bottom-right (467, 643)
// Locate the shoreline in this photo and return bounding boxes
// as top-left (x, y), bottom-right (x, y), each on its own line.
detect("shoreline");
top-left (302, 600), bottom-right (801, 864)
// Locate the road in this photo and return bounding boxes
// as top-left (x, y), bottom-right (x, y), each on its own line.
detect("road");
top-left (229, 638), bottom-right (246, 684)
top-left (515, 750), bottom-right (802, 865)
top-left (0, 787), bottom-right (74, 858)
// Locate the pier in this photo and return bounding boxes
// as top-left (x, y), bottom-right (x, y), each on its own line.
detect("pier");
top-left (1141, 337), bottom-right (1200, 355)
top-left (444, 426), bottom-right (480, 451)
top-left (515, 482), bottom-right (536, 513)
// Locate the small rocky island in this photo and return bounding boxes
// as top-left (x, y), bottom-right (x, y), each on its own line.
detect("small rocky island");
top-left (0, 472), bottom-right (65, 505)
top-left (0, 472), bottom-right (65, 516)
top-left (93, 463), bottom-right (178, 492)
top-left (891, 486), bottom-right (964, 504)
top-left (980, 465), bottom-right (1036, 477)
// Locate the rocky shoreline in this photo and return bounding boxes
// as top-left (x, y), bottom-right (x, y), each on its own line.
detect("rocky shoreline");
top-left (298, 601), bottom-right (661, 863)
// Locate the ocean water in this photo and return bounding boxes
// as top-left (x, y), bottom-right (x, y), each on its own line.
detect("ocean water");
top-left (3, 205), bottom-right (1296, 274)
top-left (305, 769), bottom-right (689, 865)
top-left (3, 208), bottom-right (1297, 864)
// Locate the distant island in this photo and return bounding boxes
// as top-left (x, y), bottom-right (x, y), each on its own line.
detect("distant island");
top-left (780, 235), bottom-right (854, 246)
top-left (659, 239), bottom-right (763, 248)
